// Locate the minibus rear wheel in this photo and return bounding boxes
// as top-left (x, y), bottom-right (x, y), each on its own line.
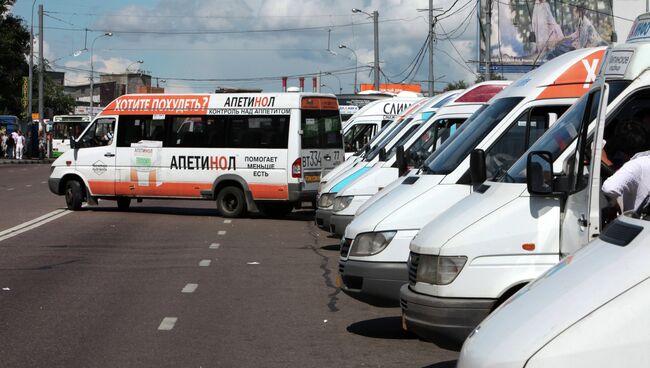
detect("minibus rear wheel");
top-left (217, 186), bottom-right (247, 218)
top-left (117, 197), bottom-right (131, 211)
top-left (64, 180), bottom-right (84, 211)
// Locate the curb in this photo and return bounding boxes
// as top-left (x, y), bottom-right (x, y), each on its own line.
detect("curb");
top-left (0, 159), bottom-right (54, 165)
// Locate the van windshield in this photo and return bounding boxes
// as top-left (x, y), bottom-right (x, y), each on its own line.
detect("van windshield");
top-left (366, 120), bottom-right (412, 161)
top-left (503, 80), bottom-right (632, 183)
top-left (423, 97), bottom-right (523, 175)
top-left (386, 120), bottom-right (424, 159)
top-left (301, 110), bottom-right (343, 149)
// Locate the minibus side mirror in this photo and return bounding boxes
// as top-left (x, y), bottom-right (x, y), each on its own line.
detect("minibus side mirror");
top-left (69, 135), bottom-right (76, 150)
top-left (395, 145), bottom-right (407, 176)
top-left (379, 147), bottom-right (387, 161)
top-left (527, 151), bottom-right (554, 194)
top-left (469, 149), bottom-right (487, 186)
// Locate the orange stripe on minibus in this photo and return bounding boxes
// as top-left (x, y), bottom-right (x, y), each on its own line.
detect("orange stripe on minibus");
top-left (249, 184), bottom-right (288, 200)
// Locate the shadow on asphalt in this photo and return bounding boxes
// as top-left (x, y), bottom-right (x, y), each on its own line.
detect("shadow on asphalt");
top-left (320, 244), bottom-right (340, 251)
top-left (346, 316), bottom-right (417, 340)
top-left (422, 360), bottom-right (458, 368)
top-left (87, 206), bottom-right (316, 221)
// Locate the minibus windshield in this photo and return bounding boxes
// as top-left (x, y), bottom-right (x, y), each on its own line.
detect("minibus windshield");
top-left (366, 119), bottom-right (413, 161)
top-left (423, 97), bottom-right (523, 175)
top-left (385, 120), bottom-right (424, 159)
top-left (503, 80), bottom-right (632, 183)
top-left (301, 110), bottom-right (343, 149)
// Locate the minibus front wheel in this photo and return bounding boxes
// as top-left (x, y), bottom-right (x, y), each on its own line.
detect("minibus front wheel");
top-left (117, 197), bottom-right (131, 211)
top-left (217, 186), bottom-right (247, 218)
top-left (64, 180), bottom-right (84, 211)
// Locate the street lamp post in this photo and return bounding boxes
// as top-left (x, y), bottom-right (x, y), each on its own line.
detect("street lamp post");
top-left (325, 72), bottom-right (342, 94)
top-left (338, 44), bottom-right (358, 93)
top-left (125, 60), bottom-right (144, 95)
top-left (352, 8), bottom-right (380, 91)
top-left (89, 32), bottom-right (112, 114)
top-left (320, 84), bottom-right (335, 94)
top-left (27, 0), bottom-right (36, 123)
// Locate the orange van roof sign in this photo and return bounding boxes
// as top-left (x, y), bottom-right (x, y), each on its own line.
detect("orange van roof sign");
top-left (536, 49), bottom-right (605, 100)
top-left (101, 94), bottom-right (210, 116)
top-left (301, 97), bottom-right (339, 110)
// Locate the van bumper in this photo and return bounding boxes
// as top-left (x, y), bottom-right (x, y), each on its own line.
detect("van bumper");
top-left (329, 214), bottom-right (354, 238)
top-left (338, 259), bottom-right (407, 307)
top-left (400, 284), bottom-right (495, 344)
top-left (315, 209), bottom-right (333, 230)
top-left (48, 177), bottom-right (62, 195)
top-left (288, 184), bottom-right (316, 202)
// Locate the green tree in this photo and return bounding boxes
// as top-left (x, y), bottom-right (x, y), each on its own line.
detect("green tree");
top-left (444, 80), bottom-right (468, 91)
top-left (0, 0), bottom-right (30, 118)
top-left (475, 73), bottom-right (508, 83)
top-left (43, 74), bottom-right (75, 116)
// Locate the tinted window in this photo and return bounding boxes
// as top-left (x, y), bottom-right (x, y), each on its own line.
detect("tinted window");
top-left (301, 110), bottom-right (343, 149)
top-left (117, 116), bottom-right (166, 147)
top-left (228, 116), bottom-right (289, 148)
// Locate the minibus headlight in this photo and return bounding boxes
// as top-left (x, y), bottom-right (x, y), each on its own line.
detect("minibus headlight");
top-left (416, 255), bottom-right (467, 285)
top-left (318, 193), bottom-right (335, 208)
top-left (333, 196), bottom-right (354, 211)
top-left (350, 231), bottom-right (396, 256)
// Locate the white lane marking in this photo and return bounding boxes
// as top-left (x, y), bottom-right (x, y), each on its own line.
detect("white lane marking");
top-left (7, 188), bottom-right (14, 191)
top-left (25, 184), bottom-right (32, 187)
top-left (209, 243), bottom-right (220, 249)
top-left (41, 181), bottom-right (47, 184)
top-left (0, 209), bottom-right (70, 243)
top-left (158, 317), bottom-right (177, 330)
top-left (181, 283), bottom-right (198, 293)
top-left (2, 287), bottom-right (10, 291)
top-left (218, 230), bottom-right (226, 235)
top-left (223, 219), bottom-right (232, 224)
top-left (199, 259), bottom-right (212, 267)
top-left (247, 262), bottom-right (260, 265)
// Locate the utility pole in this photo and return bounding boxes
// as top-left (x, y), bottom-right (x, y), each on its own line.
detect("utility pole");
top-left (28, 0), bottom-right (36, 124)
top-left (428, 0), bottom-right (434, 96)
top-left (372, 11), bottom-right (380, 91)
top-left (485, 0), bottom-right (492, 80)
top-left (38, 4), bottom-right (48, 158)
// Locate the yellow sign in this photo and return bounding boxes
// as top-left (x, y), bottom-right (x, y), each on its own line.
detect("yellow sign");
top-left (22, 77), bottom-right (28, 109)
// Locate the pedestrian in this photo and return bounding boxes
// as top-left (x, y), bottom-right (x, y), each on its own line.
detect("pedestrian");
top-left (5, 131), bottom-right (15, 159)
top-left (0, 132), bottom-right (5, 158)
top-left (15, 130), bottom-right (25, 160)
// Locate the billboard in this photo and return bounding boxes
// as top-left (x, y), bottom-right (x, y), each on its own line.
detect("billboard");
top-left (359, 83), bottom-right (422, 93)
top-left (479, 0), bottom-right (615, 73)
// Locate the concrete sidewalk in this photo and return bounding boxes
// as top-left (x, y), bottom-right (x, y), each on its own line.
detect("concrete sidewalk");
top-left (0, 158), bottom-right (54, 165)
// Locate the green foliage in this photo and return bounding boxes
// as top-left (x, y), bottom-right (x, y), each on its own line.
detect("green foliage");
top-left (44, 75), bottom-right (75, 116)
top-left (475, 73), bottom-right (508, 83)
top-left (0, 0), bottom-right (30, 118)
top-left (444, 80), bottom-right (468, 91)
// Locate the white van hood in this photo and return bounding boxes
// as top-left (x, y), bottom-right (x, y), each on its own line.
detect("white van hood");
top-left (411, 181), bottom-right (525, 255)
top-left (459, 216), bottom-right (650, 368)
top-left (345, 174), bottom-right (450, 236)
top-left (337, 164), bottom-right (398, 197)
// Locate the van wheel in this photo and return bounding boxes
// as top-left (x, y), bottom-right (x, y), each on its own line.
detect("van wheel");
top-left (260, 202), bottom-right (294, 217)
top-left (117, 197), bottom-right (131, 211)
top-left (64, 180), bottom-right (84, 211)
top-left (217, 186), bottom-right (247, 218)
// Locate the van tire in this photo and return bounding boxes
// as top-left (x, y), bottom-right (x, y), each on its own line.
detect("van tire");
top-left (64, 180), bottom-right (84, 211)
top-left (259, 202), bottom-right (294, 217)
top-left (117, 197), bottom-right (131, 211)
top-left (217, 186), bottom-right (247, 218)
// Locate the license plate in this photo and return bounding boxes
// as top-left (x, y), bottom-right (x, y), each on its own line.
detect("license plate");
top-left (335, 274), bottom-right (342, 288)
top-left (304, 174), bottom-right (320, 183)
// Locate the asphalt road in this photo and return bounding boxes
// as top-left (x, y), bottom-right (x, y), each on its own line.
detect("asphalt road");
top-left (0, 164), bottom-right (459, 367)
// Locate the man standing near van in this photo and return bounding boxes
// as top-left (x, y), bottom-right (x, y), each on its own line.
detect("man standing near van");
top-left (602, 152), bottom-right (650, 212)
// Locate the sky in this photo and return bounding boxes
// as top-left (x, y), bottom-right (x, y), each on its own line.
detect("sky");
top-left (8, 0), bottom-right (648, 95)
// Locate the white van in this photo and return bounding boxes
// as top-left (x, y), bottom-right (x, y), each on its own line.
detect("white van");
top-left (48, 92), bottom-right (343, 217)
top-left (328, 83), bottom-right (510, 237)
top-left (339, 47), bottom-right (606, 308)
top-left (458, 208), bottom-right (650, 367)
top-left (401, 17), bottom-right (650, 343)
top-left (316, 95), bottom-right (453, 230)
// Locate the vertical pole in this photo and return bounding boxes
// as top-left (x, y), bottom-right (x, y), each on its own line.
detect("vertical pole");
top-left (89, 48), bottom-right (94, 113)
top-left (38, 4), bottom-right (47, 158)
top-left (373, 11), bottom-right (380, 91)
top-left (28, 1), bottom-right (35, 124)
top-left (485, 0), bottom-right (492, 80)
top-left (428, 0), bottom-right (434, 96)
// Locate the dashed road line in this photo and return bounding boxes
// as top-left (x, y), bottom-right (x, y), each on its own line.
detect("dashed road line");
top-left (218, 230), bottom-right (226, 235)
top-left (158, 317), bottom-right (177, 330)
top-left (0, 209), bottom-right (70, 243)
top-left (25, 184), bottom-right (32, 187)
top-left (224, 219), bottom-right (232, 224)
top-left (7, 188), bottom-right (14, 191)
top-left (181, 283), bottom-right (198, 293)
top-left (199, 259), bottom-right (212, 267)
top-left (41, 181), bottom-right (47, 184)
top-left (209, 243), bottom-right (220, 249)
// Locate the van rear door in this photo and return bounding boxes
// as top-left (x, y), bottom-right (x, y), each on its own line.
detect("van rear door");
top-left (301, 97), bottom-right (344, 191)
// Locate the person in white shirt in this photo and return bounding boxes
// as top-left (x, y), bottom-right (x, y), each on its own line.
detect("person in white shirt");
top-left (602, 151), bottom-right (650, 212)
top-left (15, 130), bottom-right (25, 160)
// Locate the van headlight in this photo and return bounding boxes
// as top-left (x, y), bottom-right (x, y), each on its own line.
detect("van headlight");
top-left (318, 193), bottom-right (336, 208)
top-left (416, 255), bottom-right (467, 285)
top-left (333, 196), bottom-right (354, 211)
top-left (350, 231), bottom-right (396, 256)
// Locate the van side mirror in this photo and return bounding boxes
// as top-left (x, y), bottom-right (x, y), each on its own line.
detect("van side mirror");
top-left (69, 134), bottom-right (76, 149)
top-left (379, 147), bottom-right (387, 161)
top-left (470, 149), bottom-right (487, 186)
top-left (395, 145), bottom-right (407, 176)
top-left (527, 151), bottom-right (554, 194)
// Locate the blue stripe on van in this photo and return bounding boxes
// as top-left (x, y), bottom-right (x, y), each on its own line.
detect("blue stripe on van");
top-left (331, 167), bottom-right (371, 193)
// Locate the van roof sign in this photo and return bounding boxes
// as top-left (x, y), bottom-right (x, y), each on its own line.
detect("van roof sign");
top-left (627, 13), bottom-right (650, 43)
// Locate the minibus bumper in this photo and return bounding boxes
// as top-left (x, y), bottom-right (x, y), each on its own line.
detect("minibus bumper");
top-left (315, 209), bottom-right (333, 230)
top-left (329, 214), bottom-right (354, 238)
top-left (337, 259), bottom-right (407, 307)
top-left (399, 284), bottom-right (495, 344)
top-left (48, 177), bottom-right (62, 195)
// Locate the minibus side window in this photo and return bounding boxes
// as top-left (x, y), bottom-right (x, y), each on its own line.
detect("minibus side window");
top-left (168, 116), bottom-right (225, 148)
top-left (344, 123), bottom-right (374, 152)
top-left (116, 116), bottom-right (166, 147)
top-left (80, 118), bottom-right (115, 148)
top-left (227, 115), bottom-right (290, 149)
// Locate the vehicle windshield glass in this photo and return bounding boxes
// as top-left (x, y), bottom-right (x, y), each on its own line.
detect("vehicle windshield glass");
top-left (366, 120), bottom-right (412, 161)
top-left (301, 109), bottom-right (342, 149)
top-left (386, 120), bottom-right (423, 159)
top-left (503, 80), bottom-right (632, 183)
top-left (423, 97), bottom-right (523, 174)
top-left (53, 121), bottom-right (90, 139)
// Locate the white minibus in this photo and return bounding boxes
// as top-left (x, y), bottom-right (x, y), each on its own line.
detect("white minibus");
top-left (48, 92), bottom-right (343, 217)
top-left (51, 115), bottom-right (92, 158)
top-left (339, 47), bottom-right (605, 308)
top-left (328, 82), bottom-right (510, 237)
top-left (402, 16), bottom-right (650, 343)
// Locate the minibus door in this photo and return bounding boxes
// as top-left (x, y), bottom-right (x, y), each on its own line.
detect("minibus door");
top-left (560, 83), bottom-right (609, 256)
top-left (74, 116), bottom-right (117, 196)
